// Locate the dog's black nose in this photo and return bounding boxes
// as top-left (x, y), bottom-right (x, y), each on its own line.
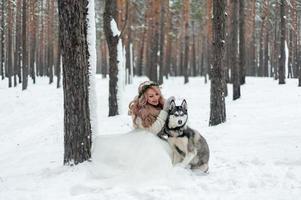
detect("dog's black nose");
top-left (178, 120), bottom-right (182, 125)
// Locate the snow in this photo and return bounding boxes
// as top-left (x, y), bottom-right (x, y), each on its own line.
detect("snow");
top-left (87, 0), bottom-right (98, 136)
top-left (117, 38), bottom-right (126, 114)
top-left (110, 19), bottom-right (120, 37)
top-left (1, 76), bottom-right (301, 200)
top-left (109, 18), bottom-right (126, 114)
top-left (285, 40), bottom-right (289, 78)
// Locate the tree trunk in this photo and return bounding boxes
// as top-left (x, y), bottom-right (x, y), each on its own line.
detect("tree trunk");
top-left (15, 0), bottom-right (22, 85)
top-left (239, 0), bottom-right (246, 84)
top-left (296, 10), bottom-right (301, 87)
top-left (158, 1), bottom-right (165, 84)
top-left (58, 0), bottom-right (92, 165)
top-left (136, 25), bottom-right (145, 76)
top-left (0, 0), bottom-right (4, 80)
top-left (101, 42), bottom-right (108, 78)
top-left (125, 2), bottom-right (132, 84)
top-left (191, 21), bottom-right (197, 77)
top-left (291, 0), bottom-right (298, 78)
top-left (273, 2), bottom-right (280, 80)
top-left (231, 0), bottom-right (240, 100)
top-left (104, 0), bottom-right (120, 116)
top-left (22, 0), bottom-right (28, 90)
top-left (164, 2), bottom-right (171, 79)
top-left (148, 0), bottom-right (160, 82)
top-left (288, 29), bottom-right (293, 78)
top-left (183, 0), bottom-right (190, 84)
top-left (29, 0), bottom-right (38, 84)
top-left (264, 29), bottom-right (269, 77)
top-left (209, 0), bottom-right (226, 126)
top-left (7, 0), bottom-right (13, 87)
top-left (48, 0), bottom-right (54, 84)
top-left (56, 20), bottom-right (61, 88)
top-left (278, 0), bottom-right (286, 84)
top-left (38, 0), bottom-right (45, 76)
top-left (251, 0), bottom-right (257, 76)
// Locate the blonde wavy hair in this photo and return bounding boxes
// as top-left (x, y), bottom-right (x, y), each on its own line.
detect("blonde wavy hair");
top-left (128, 83), bottom-right (165, 128)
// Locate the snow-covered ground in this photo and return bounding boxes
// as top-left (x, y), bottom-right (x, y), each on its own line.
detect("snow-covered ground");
top-left (1, 76), bottom-right (301, 200)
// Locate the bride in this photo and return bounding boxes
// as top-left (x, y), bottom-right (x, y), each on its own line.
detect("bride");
top-left (91, 81), bottom-right (175, 180)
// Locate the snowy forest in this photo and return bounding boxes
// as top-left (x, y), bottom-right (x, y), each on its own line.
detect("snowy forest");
top-left (1, 0), bottom-right (301, 200)
top-left (1, 0), bottom-right (301, 89)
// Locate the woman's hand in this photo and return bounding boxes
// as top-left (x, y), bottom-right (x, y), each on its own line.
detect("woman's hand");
top-left (163, 96), bottom-right (175, 112)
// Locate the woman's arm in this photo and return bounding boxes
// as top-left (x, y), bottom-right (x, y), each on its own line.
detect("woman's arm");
top-left (135, 110), bottom-right (168, 134)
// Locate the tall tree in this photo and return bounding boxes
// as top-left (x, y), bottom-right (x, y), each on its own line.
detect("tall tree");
top-left (239, 0), bottom-right (246, 84)
top-left (278, 0), bottom-right (286, 84)
top-left (164, 2), bottom-right (172, 78)
top-left (7, 0), bottom-right (13, 87)
top-left (56, 20), bottom-right (61, 88)
top-left (47, 0), bottom-right (54, 84)
top-left (183, 0), bottom-right (190, 84)
top-left (22, 0), bottom-right (28, 90)
top-left (158, 0), bottom-right (166, 84)
top-left (0, 0), bottom-right (4, 80)
top-left (37, 0), bottom-right (45, 76)
top-left (104, 0), bottom-right (120, 116)
top-left (15, 0), bottom-right (22, 85)
top-left (58, 0), bottom-right (92, 165)
top-left (231, 0), bottom-right (240, 100)
top-left (147, 0), bottom-right (160, 82)
top-left (250, 0), bottom-right (257, 77)
top-left (29, 0), bottom-right (38, 84)
top-left (209, 0), bottom-right (226, 126)
top-left (298, 11), bottom-right (301, 87)
top-left (258, 0), bottom-right (269, 77)
top-left (206, 0), bottom-right (213, 81)
top-left (191, 21), bottom-right (197, 77)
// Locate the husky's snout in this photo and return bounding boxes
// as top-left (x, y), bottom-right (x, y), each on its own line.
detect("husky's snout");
top-left (178, 120), bottom-right (183, 125)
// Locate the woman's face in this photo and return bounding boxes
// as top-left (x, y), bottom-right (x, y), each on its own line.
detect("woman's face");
top-left (145, 88), bottom-right (160, 106)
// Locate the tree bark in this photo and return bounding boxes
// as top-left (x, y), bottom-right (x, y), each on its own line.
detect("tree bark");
top-left (148, 0), bottom-right (160, 82)
top-left (22, 0), bottom-right (28, 90)
top-left (48, 0), bottom-right (54, 84)
top-left (209, 0), bottom-right (226, 126)
top-left (104, 0), bottom-right (120, 116)
top-left (278, 0), bottom-right (286, 84)
top-left (0, 0), bottom-right (4, 80)
top-left (7, 0), bottom-right (13, 87)
top-left (191, 21), bottom-right (197, 77)
top-left (231, 0), bottom-right (240, 100)
top-left (239, 0), bottom-right (246, 84)
top-left (15, 0), bottom-right (22, 85)
top-left (183, 0), bottom-right (190, 84)
top-left (58, 0), bottom-right (92, 165)
top-left (29, 0), bottom-right (38, 84)
top-left (56, 19), bottom-right (61, 88)
top-left (158, 0), bottom-right (165, 84)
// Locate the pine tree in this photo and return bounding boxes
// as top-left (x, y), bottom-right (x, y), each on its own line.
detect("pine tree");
top-left (278, 0), bottom-right (286, 84)
top-left (58, 0), bottom-right (92, 165)
top-left (231, 0), bottom-right (240, 100)
top-left (22, 0), bottom-right (28, 90)
top-left (104, 0), bottom-right (120, 116)
top-left (209, 0), bottom-right (226, 126)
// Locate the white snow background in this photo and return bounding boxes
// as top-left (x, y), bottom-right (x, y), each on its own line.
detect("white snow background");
top-left (1, 76), bottom-right (301, 200)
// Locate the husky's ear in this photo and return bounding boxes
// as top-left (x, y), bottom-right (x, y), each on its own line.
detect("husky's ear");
top-left (170, 100), bottom-right (176, 110)
top-left (181, 99), bottom-right (187, 111)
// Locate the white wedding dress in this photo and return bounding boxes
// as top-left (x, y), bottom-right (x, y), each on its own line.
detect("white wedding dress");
top-left (90, 129), bottom-right (174, 181)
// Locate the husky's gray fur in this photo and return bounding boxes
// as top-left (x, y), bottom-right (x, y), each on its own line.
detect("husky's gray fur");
top-left (159, 99), bottom-right (210, 172)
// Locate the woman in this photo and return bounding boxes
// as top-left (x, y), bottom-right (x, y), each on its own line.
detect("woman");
top-left (128, 81), bottom-right (174, 135)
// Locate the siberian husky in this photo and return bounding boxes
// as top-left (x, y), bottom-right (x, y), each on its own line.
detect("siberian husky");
top-left (159, 99), bottom-right (210, 172)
